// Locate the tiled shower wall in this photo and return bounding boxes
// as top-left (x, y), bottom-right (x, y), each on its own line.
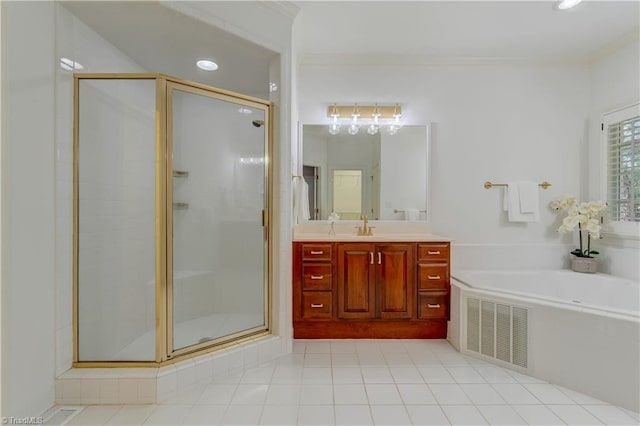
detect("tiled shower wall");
top-left (55, 4), bottom-right (151, 373)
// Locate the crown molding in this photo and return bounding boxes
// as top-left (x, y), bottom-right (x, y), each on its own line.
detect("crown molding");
top-left (299, 53), bottom-right (591, 67)
top-left (261, 1), bottom-right (300, 21)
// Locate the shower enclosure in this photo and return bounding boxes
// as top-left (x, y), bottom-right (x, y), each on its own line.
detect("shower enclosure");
top-left (73, 74), bottom-right (272, 365)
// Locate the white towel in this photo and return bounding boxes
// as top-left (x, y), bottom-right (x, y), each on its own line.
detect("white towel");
top-left (293, 178), bottom-right (311, 222)
top-left (504, 182), bottom-right (540, 223)
top-left (405, 208), bottom-right (420, 221)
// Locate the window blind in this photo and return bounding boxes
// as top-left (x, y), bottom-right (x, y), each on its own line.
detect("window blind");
top-left (607, 115), bottom-right (640, 222)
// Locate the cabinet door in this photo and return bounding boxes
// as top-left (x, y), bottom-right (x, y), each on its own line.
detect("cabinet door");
top-left (338, 243), bottom-right (376, 319)
top-left (377, 244), bottom-right (415, 319)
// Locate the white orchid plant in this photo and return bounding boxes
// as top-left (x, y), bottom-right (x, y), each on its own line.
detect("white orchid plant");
top-left (550, 196), bottom-right (607, 258)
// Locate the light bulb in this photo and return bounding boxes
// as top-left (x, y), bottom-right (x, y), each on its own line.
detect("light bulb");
top-left (367, 124), bottom-right (379, 135)
top-left (329, 123), bottom-right (341, 135)
top-left (348, 124), bottom-right (360, 135)
top-left (387, 125), bottom-right (398, 136)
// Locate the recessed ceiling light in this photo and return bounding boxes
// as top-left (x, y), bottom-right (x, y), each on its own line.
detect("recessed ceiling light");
top-left (238, 108), bottom-right (253, 115)
top-left (556, 0), bottom-right (582, 10)
top-left (196, 59), bottom-right (218, 71)
top-left (60, 57), bottom-right (84, 71)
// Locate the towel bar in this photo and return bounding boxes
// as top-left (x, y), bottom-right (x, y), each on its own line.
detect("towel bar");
top-left (484, 181), bottom-right (551, 189)
top-left (393, 209), bottom-right (427, 213)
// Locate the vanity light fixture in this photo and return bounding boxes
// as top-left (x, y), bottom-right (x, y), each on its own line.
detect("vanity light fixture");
top-left (196, 59), bottom-right (219, 71)
top-left (556, 0), bottom-right (582, 10)
top-left (327, 104), bottom-right (402, 136)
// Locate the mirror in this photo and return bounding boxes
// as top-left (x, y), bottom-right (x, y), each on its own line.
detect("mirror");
top-left (301, 124), bottom-right (429, 220)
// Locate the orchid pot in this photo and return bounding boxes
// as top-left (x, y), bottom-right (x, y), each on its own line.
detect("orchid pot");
top-left (550, 196), bottom-right (606, 274)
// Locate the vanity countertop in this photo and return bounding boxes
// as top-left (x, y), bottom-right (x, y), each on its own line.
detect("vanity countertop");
top-left (293, 233), bottom-right (452, 242)
top-left (293, 221), bottom-right (451, 242)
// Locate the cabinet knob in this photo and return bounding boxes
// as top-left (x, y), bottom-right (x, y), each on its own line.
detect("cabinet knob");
top-left (310, 250), bottom-right (324, 255)
top-left (310, 275), bottom-right (324, 280)
top-left (427, 303), bottom-right (441, 308)
top-left (427, 275), bottom-right (441, 280)
top-left (427, 250), bottom-right (441, 255)
top-left (310, 303), bottom-right (324, 308)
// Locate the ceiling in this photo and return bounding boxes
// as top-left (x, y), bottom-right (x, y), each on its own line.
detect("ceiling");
top-left (61, 1), bottom-right (277, 98)
top-left (294, 1), bottom-right (640, 60)
top-left (61, 1), bottom-right (638, 96)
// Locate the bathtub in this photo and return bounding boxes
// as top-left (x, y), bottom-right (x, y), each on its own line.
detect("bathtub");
top-left (450, 269), bottom-right (640, 412)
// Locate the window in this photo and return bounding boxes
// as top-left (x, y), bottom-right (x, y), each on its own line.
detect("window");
top-left (602, 103), bottom-right (640, 237)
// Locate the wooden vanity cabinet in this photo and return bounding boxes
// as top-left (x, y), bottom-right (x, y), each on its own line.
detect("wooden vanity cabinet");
top-left (293, 240), bottom-right (450, 339)
top-left (337, 243), bottom-right (414, 320)
top-left (293, 243), bottom-right (334, 321)
top-left (417, 243), bottom-right (450, 320)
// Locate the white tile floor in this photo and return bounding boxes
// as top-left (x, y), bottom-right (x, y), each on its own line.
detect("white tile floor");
top-left (51, 339), bottom-right (639, 425)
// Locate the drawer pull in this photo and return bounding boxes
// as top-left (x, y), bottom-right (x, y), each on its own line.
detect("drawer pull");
top-left (427, 250), bottom-right (441, 255)
top-left (427, 275), bottom-right (441, 280)
top-left (378, 252), bottom-right (382, 264)
top-left (310, 250), bottom-right (324, 255)
top-left (427, 303), bottom-right (441, 308)
top-left (370, 252), bottom-right (374, 264)
top-left (310, 303), bottom-right (324, 308)
top-left (310, 275), bottom-right (324, 280)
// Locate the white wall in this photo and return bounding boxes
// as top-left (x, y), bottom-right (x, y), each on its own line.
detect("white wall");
top-left (587, 39), bottom-right (640, 281)
top-left (298, 60), bottom-right (590, 247)
top-left (2, 1), bottom-right (56, 417)
top-left (297, 46), bottom-right (640, 278)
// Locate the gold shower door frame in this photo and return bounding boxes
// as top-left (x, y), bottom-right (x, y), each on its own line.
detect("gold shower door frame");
top-left (73, 73), bottom-right (273, 367)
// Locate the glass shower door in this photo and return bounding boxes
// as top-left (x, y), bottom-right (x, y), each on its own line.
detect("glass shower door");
top-left (167, 83), bottom-right (269, 355)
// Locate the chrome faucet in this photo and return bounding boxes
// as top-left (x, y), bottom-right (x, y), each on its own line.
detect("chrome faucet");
top-left (356, 214), bottom-right (374, 236)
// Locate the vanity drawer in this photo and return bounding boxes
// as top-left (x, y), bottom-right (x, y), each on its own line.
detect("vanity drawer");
top-left (301, 292), bottom-right (332, 320)
top-left (418, 243), bottom-right (450, 261)
top-left (418, 264), bottom-right (449, 290)
top-left (302, 244), bottom-right (332, 261)
top-left (302, 264), bottom-right (332, 290)
top-left (417, 291), bottom-right (448, 319)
